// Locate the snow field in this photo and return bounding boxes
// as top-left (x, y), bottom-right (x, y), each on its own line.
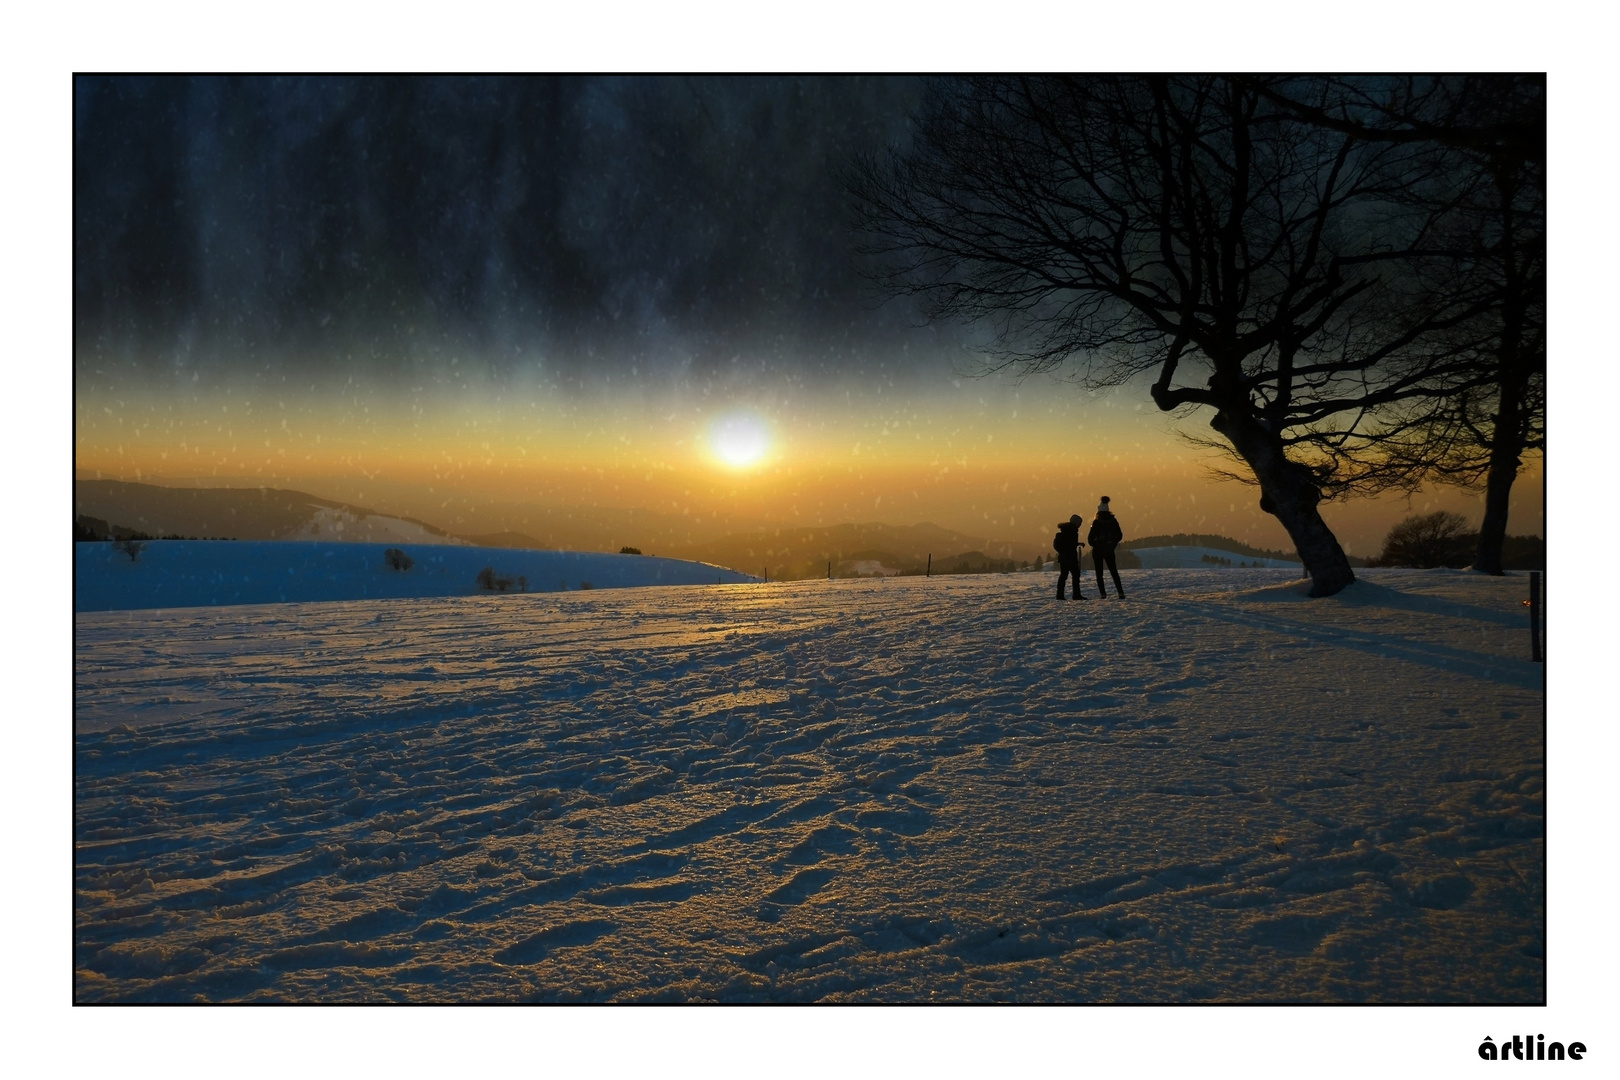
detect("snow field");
top-left (73, 568), bottom-right (1543, 1001)
top-left (74, 540), bottom-right (756, 613)
top-left (1128, 545), bottom-right (1301, 569)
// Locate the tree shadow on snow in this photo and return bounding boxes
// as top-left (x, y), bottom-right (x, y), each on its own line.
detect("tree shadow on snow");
top-left (1170, 592), bottom-right (1542, 691)
top-left (1235, 577), bottom-right (1527, 628)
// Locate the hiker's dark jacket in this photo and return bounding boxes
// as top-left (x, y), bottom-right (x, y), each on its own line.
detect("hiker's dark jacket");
top-left (1088, 511), bottom-right (1123, 553)
top-left (1053, 522), bottom-right (1082, 564)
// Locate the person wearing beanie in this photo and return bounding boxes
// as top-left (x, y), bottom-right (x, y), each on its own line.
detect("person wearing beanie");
top-left (1052, 514), bottom-right (1087, 600)
top-left (1087, 496), bottom-right (1126, 599)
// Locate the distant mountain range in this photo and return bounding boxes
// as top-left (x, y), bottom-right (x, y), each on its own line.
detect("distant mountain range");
top-left (659, 522), bottom-right (1033, 580)
top-left (439, 521), bottom-right (1031, 580)
top-left (76, 479), bottom-right (1336, 578)
top-left (74, 481), bottom-right (462, 545)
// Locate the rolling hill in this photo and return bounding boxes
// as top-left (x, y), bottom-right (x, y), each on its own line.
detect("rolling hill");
top-left (74, 480), bottom-right (462, 544)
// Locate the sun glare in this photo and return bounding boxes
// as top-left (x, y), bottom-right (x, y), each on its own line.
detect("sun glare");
top-left (709, 411), bottom-right (771, 469)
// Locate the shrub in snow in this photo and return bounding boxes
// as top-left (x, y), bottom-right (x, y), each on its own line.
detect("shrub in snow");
top-left (1374, 511), bottom-right (1472, 569)
top-left (476, 566), bottom-right (515, 591)
top-left (112, 539), bottom-right (146, 562)
top-left (580, 581), bottom-right (594, 590)
top-left (384, 548), bottom-right (414, 572)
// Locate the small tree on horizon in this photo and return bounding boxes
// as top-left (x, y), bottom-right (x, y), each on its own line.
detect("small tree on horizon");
top-left (1373, 510), bottom-right (1472, 568)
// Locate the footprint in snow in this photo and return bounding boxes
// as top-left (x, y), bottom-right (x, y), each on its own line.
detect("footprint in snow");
top-left (494, 919), bottom-right (617, 965)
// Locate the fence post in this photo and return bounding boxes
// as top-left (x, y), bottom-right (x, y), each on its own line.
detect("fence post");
top-left (926, 553), bottom-right (931, 578)
top-left (1530, 570), bottom-right (1542, 663)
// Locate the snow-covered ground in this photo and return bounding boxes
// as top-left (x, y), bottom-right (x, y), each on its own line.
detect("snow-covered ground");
top-left (73, 568), bottom-right (1543, 1002)
top-left (74, 541), bottom-right (756, 613)
top-left (1130, 545), bottom-right (1301, 569)
top-left (278, 506), bottom-right (472, 546)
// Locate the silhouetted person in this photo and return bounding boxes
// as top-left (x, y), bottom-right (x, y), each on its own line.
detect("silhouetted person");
top-left (1088, 496), bottom-right (1125, 598)
top-left (1053, 514), bottom-right (1086, 600)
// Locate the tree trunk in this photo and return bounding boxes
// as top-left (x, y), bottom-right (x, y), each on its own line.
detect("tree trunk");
top-left (1471, 385), bottom-right (1524, 576)
top-left (1472, 164), bottom-right (1536, 576)
top-left (1211, 408), bottom-right (1357, 597)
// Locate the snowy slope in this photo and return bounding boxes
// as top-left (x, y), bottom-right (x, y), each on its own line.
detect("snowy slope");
top-left (278, 506), bottom-right (473, 546)
top-left (74, 541), bottom-right (758, 613)
top-left (73, 568), bottom-right (1543, 1002)
top-left (1129, 545), bottom-right (1300, 569)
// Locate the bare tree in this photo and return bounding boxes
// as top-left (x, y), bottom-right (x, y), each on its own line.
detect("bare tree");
top-left (849, 76), bottom-right (1498, 595)
top-left (112, 539), bottom-right (146, 562)
top-left (1249, 76), bottom-right (1544, 575)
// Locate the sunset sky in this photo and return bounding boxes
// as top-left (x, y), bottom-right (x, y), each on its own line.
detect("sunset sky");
top-left (73, 75), bottom-right (1542, 557)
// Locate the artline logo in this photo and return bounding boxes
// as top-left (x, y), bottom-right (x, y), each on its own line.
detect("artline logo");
top-left (1479, 1036), bottom-right (1588, 1061)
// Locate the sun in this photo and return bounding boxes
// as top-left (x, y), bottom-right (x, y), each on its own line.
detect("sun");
top-left (709, 411), bottom-right (772, 469)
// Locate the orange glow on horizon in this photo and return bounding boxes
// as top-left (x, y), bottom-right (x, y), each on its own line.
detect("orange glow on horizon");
top-left (74, 375), bottom-right (1544, 558)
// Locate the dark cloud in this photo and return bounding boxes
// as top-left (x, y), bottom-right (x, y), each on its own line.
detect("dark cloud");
top-left (74, 75), bottom-right (958, 388)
